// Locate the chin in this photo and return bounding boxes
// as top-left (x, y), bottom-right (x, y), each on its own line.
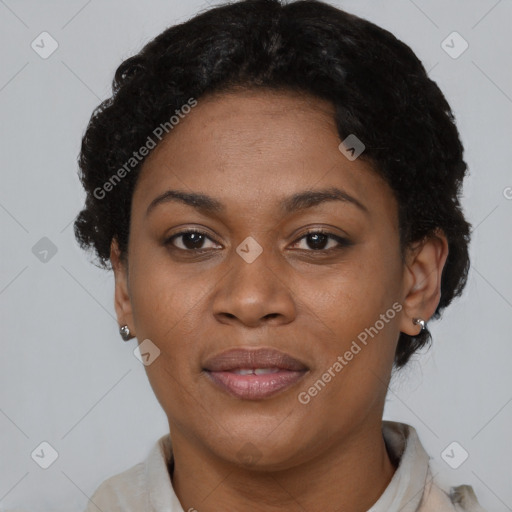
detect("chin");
top-left (202, 419), bottom-right (312, 471)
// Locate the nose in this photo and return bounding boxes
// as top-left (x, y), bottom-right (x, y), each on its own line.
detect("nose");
top-left (212, 246), bottom-right (297, 328)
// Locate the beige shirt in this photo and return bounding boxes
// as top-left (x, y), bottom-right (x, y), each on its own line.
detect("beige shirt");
top-left (83, 421), bottom-right (487, 512)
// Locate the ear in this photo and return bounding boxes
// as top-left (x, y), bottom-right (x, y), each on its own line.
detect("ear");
top-left (110, 238), bottom-right (135, 337)
top-left (398, 228), bottom-right (449, 336)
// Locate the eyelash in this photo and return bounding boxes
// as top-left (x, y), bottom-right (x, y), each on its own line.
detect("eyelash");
top-left (164, 228), bottom-right (352, 255)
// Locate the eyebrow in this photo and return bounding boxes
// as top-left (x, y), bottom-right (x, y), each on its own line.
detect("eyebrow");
top-left (145, 186), bottom-right (368, 217)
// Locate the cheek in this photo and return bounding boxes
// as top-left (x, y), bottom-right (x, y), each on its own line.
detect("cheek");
top-left (304, 240), bottom-right (402, 378)
top-left (314, 245), bottom-right (401, 326)
top-left (128, 259), bottom-right (206, 385)
top-left (128, 266), bottom-right (205, 416)
top-left (129, 242), bottom-right (201, 335)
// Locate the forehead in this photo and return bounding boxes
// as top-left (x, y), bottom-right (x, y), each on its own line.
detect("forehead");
top-left (132, 89), bottom-right (394, 221)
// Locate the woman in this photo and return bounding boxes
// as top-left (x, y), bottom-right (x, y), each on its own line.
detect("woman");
top-left (74, 0), bottom-right (486, 510)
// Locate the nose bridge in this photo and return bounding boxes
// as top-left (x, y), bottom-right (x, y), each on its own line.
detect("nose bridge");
top-left (212, 234), bottom-right (296, 325)
top-left (230, 234), bottom-right (280, 298)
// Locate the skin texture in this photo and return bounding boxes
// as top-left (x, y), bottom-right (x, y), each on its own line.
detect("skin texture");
top-left (110, 89), bottom-right (449, 512)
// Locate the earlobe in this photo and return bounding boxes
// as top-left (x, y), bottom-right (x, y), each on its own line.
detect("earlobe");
top-left (110, 238), bottom-right (135, 338)
top-left (399, 229), bottom-right (449, 336)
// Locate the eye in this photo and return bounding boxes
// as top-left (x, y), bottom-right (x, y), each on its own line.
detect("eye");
top-left (165, 229), bottom-right (220, 251)
top-left (164, 228), bottom-right (352, 254)
top-left (290, 230), bottom-right (352, 252)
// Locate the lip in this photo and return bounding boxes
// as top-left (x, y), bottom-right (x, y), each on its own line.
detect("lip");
top-left (203, 348), bottom-right (309, 400)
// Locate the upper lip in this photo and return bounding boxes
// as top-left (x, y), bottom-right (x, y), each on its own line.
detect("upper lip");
top-left (203, 348), bottom-right (308, 372)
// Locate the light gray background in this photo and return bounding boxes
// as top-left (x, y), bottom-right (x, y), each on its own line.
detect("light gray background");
top-left (0, 0), bottom-right (511, 511)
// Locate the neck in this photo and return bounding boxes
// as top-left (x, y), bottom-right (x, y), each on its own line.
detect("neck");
top-left (169, 421), bottom-right (397, 512)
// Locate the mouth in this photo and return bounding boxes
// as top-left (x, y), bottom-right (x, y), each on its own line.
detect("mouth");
top-left (203, 347), bottom-right (309, 400)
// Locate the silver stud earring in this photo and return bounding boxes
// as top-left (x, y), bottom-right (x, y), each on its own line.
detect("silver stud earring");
top-left (119, 324), bottom-right (133, 341)
top-left (413, 318), bottom-right (426, 331)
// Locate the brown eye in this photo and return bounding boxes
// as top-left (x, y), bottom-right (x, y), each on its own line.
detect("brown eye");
top-left (165, 230), bottom-right (220, 251)
top-left (164, 229), bottom-right (352, 254)
top-left (291, 230), bottom-right (353, 252)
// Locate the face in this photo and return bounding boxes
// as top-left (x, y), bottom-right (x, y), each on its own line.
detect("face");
top-left (112, 89), bottom-right (446, 470)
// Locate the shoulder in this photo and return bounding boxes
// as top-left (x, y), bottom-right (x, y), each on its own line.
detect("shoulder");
top-left (382, 421), bottom-right (487, 512)
top-left (83, 460), bottom-right (148, 511)
top-left (82, 434), bottom-right (175, 512)
top-left (449, 485), bottom-right (489, 512)
top-left (420, 474), bottom-right (488, 512)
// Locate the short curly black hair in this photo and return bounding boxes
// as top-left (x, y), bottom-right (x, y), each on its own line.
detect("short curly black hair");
top-left (74, 0), bottom-right (471, 370)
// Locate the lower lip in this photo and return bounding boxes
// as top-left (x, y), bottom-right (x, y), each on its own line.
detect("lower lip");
top-left (205, 370), bottom-right (307, 400)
